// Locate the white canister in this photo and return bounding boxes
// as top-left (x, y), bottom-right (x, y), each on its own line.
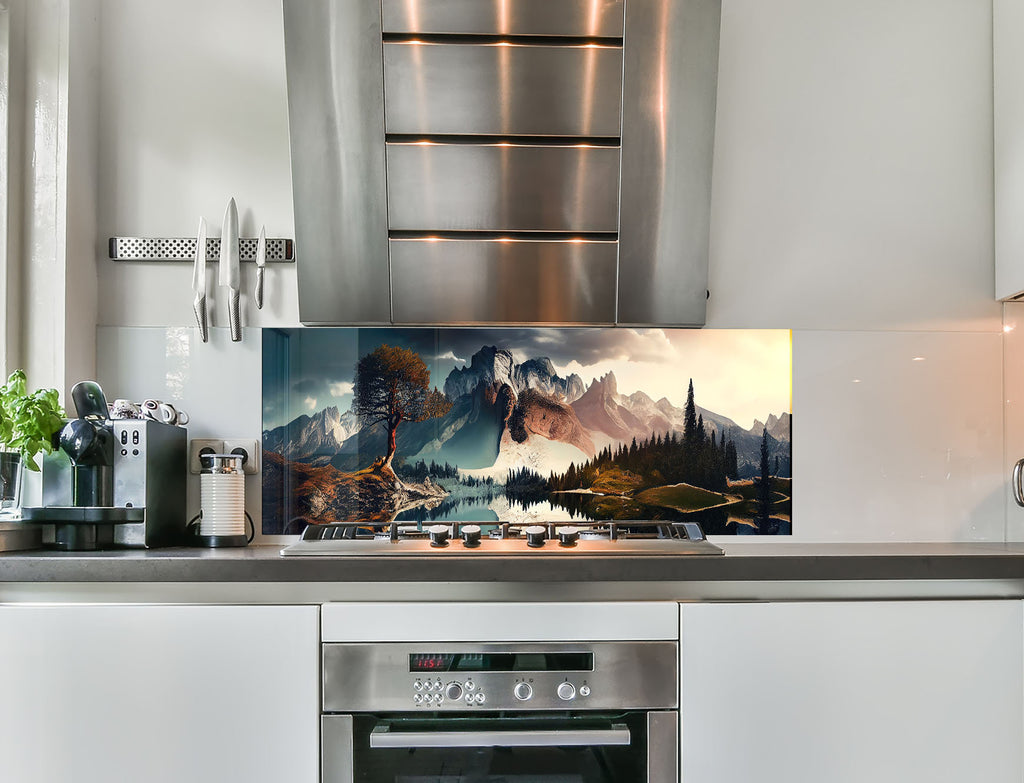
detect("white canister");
top-left (198, 453), bottom-right (248, 546)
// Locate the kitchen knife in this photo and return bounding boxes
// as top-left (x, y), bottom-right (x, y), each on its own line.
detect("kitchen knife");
top-left (192, 216), bottom-right (209, 342)
top-left (219, 197), bottom-right (241, 342)
top-left (254, 224), bottom-right (266, 310)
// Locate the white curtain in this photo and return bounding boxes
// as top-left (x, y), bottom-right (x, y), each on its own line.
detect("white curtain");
top-left (0, 0), bottom-right (100, 400)
top-left (0, 1), bottom-right (12, 379)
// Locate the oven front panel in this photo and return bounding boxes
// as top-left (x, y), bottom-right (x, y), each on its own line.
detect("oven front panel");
top-left (322, 642), bottom-right (678, 713)
top-left (323, 711), bottom-right (678, 783)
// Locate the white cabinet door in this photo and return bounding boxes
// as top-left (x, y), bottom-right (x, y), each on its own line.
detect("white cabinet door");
top-left (996, 0), bottom-right (1024, 299)
top-left (680, 601), bottom-right (1023, 783)
top-left (0, 604), bottom-right (319, 783)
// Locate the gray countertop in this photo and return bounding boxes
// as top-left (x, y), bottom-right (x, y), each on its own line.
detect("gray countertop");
top-left (2, 542), bottom-right (1024, 594)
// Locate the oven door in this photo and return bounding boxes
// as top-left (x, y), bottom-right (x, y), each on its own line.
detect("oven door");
top-left (323, 711), bottom-right (677, 783)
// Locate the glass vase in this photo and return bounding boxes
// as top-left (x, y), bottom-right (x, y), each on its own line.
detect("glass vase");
top-left (0, 451), bottom-right (23, 518)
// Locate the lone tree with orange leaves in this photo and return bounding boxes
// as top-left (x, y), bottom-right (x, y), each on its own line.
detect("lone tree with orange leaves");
top-left (353, 345), bottom-right (452, 469)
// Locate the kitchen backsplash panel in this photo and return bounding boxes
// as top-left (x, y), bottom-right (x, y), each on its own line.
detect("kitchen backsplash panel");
top-left (261, 328), bottom-right (793, 535)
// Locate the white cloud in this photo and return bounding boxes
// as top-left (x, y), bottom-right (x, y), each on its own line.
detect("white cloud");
top-left (329, 381), bottom-right (354, 397)
top-left (551, 330), bottom-right (791, 428)
top-left (435, 351), bottom-right (465, 364)
top-left (304, 396), bottom-right (317, 410)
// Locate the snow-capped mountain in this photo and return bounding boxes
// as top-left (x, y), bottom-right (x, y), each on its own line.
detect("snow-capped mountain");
top-left (262, 405), bottom-right (359, 462)
top-left (443, 346), bottom-right (584, 402)
top-left (443, 346), bottom-right (516, 400)
top-left (512, 357), bottom-right (586, 402)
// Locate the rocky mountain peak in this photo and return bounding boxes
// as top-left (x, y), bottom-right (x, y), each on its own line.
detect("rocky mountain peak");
top-left (443, 346), bottom-right (516, 400)
top-left (581, 371), bottom-right (618, 399)
top-left (749, 412), bottom-right (791, 442)
top-left (512, 357), bottom-right (585, 401)
top-left (443, 346), bottom-right (585, 402)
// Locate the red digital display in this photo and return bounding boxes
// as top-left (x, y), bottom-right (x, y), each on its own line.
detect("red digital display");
top-left (410, 654), bottom-right (455, 672)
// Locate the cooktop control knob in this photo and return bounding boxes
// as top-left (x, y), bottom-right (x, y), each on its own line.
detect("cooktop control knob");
top-left (557, 682), bottom-right (576, 701)
top-left (445, 682), bottom-right (463, 701)
top-left (557, 526), bottom-right (580, 547)
top-left (461, 524), bottom-right (482, 548)
top-left (524, 525), bottom-right (547, 548)
top-left (514, 682), bottom-right (533, 701)
top-left (427, 524), bottom-right (450, 548)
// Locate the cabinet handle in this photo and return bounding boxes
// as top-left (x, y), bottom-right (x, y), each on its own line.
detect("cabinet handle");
top-left (1013, 459), bottom-right (1024, 507)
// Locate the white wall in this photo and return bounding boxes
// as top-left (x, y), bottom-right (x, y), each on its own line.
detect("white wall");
top-left (91, 0), bottom-right (1004, 542)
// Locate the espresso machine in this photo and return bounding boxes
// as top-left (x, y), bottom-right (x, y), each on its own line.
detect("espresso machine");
top-left (23, 381), bottom-right (187, 550)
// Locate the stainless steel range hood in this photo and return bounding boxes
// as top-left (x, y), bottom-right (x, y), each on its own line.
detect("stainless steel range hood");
top-left (283, 0), bottom-right (721, 326)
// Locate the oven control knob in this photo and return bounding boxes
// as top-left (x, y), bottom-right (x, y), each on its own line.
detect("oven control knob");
top-left (557, 682), bottom-right (576, 701)
top-left (514, 682), bottom-right (533, 701)
top-left (524, 525), bottom-right (547, 548)
top-left (557, 526), bottom-right (580, 547)
top-left (461, 524), bottom-right (482, 548)
top-left (428, 524), bottom-right (450, 547)
top-left (579, 685), bottom-right (591, 697)
top-left (445, 682), bottom-right (463, 701)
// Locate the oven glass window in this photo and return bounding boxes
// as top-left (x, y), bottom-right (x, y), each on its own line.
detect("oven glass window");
top-left (348, 714), bottom-right (648, 783)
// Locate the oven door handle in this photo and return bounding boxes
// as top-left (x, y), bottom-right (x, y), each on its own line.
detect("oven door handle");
top-left (369, 723), bottom-right (632, 749)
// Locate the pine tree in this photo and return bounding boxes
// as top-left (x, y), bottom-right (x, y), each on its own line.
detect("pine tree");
top-left (725, 437), bottom-right (739, 480)
top-left (756, 428), bottom-right (773, 532)
top-left (683, 379), bottom-right (698, 445)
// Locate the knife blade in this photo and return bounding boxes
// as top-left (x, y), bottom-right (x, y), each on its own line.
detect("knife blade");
top-left (191, 216), bottom-right (209, 342)
top-left (219, 197), bottom-right (241, 342)
top-left (254, 224), bottom-right (266, 310)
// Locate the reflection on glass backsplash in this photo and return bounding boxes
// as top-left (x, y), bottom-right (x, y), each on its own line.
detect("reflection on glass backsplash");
top-left (262, 328), bottom-right (792, 535)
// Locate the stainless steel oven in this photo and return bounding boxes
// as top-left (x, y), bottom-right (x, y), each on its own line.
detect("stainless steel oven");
top-left (321, 641), bottom-right (678, 783)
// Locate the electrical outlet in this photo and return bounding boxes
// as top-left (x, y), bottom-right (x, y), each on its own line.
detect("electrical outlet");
top-left (223, 438), bottom-right (260, 475)
top-left (189, 439), bottom-right (224, 474)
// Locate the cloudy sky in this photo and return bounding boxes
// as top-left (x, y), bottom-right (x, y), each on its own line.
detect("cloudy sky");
top-left (262, 328), bottom-right (791, 432)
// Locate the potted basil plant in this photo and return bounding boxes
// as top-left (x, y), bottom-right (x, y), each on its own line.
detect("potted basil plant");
top-left (0, 370), bottom-right (65, 515)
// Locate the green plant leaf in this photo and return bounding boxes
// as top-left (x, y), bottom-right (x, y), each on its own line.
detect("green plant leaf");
top-left (0, 370), bottom-right (65, 471)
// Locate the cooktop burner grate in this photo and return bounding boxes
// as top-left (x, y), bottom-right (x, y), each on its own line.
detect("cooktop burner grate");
top-left (280, 519), bottom-right (724, 557)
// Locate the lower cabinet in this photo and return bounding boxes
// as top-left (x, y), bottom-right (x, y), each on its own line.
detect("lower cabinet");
top-left (0, 604), bottom-right (319, 783)
top-left (680, 600), bottom-right (1023, 783)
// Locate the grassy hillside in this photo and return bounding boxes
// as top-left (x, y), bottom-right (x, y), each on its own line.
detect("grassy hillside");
top-left (634, 483), bottom-right (728, 512)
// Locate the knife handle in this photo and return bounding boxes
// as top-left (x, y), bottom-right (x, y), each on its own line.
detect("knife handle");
top-left (255, 267), bottom-right (265, 310)
top-left (193, 294), bottom-right (209, 343)
top-left (229, 289), bottom-right (241, 342)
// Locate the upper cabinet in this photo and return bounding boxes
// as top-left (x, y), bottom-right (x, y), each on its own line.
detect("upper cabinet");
top-left (283, 0), bottom-right (721, 327)
top-left (996, 0), bottom-right (1024, 300)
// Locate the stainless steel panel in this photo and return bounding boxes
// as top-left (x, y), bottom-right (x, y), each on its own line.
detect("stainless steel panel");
top-left (617, 0), bottom-right (721, 326)
top-left (369, 724), bottom-right (631, 748)
top-left (386, 143), bottom-right (620, 231)
top-left (390, 238), bottom-right (616, 324)
top-left (321, 715), bottom-right (354, 783)
top-left (382, 0), bottom-right (625, 37)
top-left (322, 641), bottom-right (678, 712)
top-left (284, 1), bottom-right (391, 325)
top-left (384, 42), bottom-right (622, 137)
top-left (647, 712), bottom-right (679, 783)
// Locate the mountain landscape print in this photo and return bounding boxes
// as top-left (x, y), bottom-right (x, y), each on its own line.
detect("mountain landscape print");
top-left (262, 328), bottom-right (792, 535)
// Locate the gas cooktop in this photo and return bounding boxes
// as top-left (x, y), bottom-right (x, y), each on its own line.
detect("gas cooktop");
top-left (279, 520), bottom-right (724, 557)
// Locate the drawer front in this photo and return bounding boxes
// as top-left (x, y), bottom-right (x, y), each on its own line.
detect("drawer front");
top-left (384, 42), bottom-right (623, 137)
top-left (386, 143), bottom-right (621, 232)
top-left (381, 0), bottom-right (625, 37)
top-left (390, 239), bottom-right (617, 324)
